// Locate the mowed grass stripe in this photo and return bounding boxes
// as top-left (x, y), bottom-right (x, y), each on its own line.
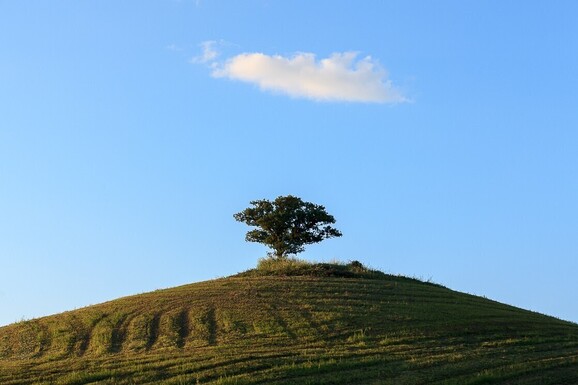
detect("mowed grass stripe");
top-left (1, 262), bottom-right (577, 384)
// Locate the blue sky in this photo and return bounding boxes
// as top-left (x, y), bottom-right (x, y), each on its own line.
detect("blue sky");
top-left (1, 1), bottom-right (577, 326)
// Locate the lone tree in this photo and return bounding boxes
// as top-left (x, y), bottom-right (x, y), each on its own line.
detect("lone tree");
top-left (234, 195), bottom-right (342, 259)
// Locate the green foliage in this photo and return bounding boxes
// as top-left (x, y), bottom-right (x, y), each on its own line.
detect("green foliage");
top-left (234, 195), bottom-right (342, 258)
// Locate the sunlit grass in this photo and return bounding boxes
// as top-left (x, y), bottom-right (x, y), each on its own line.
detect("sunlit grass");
top-left (1, 261), bottom-right (577, 384)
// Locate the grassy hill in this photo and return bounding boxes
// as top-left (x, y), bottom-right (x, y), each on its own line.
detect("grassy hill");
top-left (1, 260), bottom-right (577, 384)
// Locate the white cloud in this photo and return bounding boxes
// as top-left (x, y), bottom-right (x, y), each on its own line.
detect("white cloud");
top-left (191, 41), bottom-right (219, 64)
top-left (166, 43), bottom-right (184, 52)
top-left (210, 51), bottom-right (406, 103)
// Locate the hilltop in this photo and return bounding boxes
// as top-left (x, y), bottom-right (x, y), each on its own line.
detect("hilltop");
top-left (1, 260), bottom-right (577, 384)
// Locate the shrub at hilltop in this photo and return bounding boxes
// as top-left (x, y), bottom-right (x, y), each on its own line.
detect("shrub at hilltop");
top-left (236, 258), bottom-right (388, 279)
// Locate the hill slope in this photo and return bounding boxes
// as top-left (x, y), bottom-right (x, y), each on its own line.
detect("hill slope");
top-left (1, 263), bottom-right (577, 384)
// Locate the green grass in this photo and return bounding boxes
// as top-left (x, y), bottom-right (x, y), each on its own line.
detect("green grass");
top-left (1, 260), bottom-right (577, 384)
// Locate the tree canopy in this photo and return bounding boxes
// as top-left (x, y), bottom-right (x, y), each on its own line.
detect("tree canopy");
top-left (234, 195), bottom-right (342, 259)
